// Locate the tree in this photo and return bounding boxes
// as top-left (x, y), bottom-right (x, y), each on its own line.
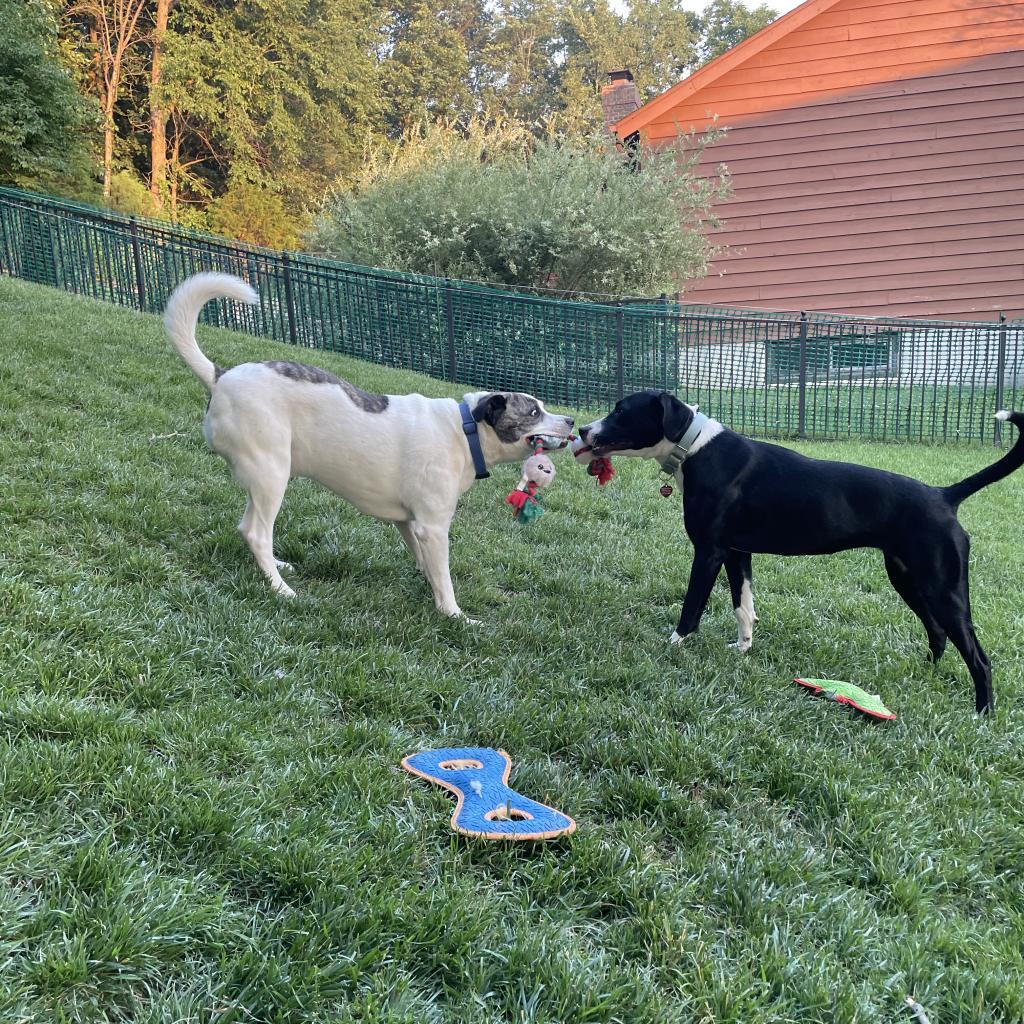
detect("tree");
top-left (66, 0), bottom-right (150, 197)
top-left (478, 0), bottom-right (700, 138)
top-left (0, 0), bottom-right (97, 189)
top-left (478, 0), bottom-right (564, 127)
top-left (148, 0), bottom-right (172, 206)
top-left (311, 121), bottom-right (728, 297)
top-left (206, 176), bottom-right (300, 248)
top-left (159, 0), bottom-right (383, 216)
top-left (557, 0), bottom-right (699, 134)
top-left (377, 0), bottom-right (489, 135)
top-left (697, 0), bottom-right (777, 64)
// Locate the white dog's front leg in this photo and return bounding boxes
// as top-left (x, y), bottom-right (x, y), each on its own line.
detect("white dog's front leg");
top-left (412, 522), bottom-right (475, 621)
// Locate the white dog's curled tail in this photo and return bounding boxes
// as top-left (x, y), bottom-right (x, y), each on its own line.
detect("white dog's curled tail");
top-left (164, 272), bottom-right (259, 392)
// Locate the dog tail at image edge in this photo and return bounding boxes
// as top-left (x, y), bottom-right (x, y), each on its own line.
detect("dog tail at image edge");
top-left (942, 410), bottom-right (1024, 508)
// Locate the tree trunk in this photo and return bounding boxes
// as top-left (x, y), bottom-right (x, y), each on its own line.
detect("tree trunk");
top-left (149, 0), bottom-right (172, 207)
top-left (101, 50), bottom-right (121, 199)
top-left (169, 118), bottom-right (179, 218)
top-left (102, 101), bottom-right (115, 197)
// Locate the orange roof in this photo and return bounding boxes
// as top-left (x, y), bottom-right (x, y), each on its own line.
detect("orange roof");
top-left (613, 0), bottom-right (843, 137)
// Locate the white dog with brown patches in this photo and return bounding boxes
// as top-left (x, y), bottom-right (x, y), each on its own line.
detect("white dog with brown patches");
top-left (164, 272), bottom-right (574, 618)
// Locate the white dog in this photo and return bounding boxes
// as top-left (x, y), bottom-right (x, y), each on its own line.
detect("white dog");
top-left (165, 272), bottom-right (574, 618)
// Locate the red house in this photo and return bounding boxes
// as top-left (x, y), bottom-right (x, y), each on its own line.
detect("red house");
top-left (605, 0), bottom-right (1024, 320)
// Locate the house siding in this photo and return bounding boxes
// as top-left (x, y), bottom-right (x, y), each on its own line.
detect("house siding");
top-left (638, 0), bottom-right (1024, 319)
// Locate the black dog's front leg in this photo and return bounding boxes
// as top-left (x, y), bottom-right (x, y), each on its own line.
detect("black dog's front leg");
top-left (672, 546), bottom-right (726, 642)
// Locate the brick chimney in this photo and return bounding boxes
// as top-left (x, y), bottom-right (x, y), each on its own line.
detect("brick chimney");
top-left (600, 69), bottom-right (642, 133)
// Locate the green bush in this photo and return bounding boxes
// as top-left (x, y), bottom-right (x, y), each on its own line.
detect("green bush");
top-left (310, 121), bottom-right (728, 297)
top-left (107, 170), bottom-right (160, 218)
top-left (206, 178), bottom-right (303, 249)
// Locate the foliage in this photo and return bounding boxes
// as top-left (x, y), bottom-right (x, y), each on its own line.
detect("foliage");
top-left (2, 276), bottom-right (1024, 1023)
top-left (698, 0), bottom-right (778, 63)
top-left (107, 168), bottom-right (160, 216)
top-left (556, 0), bottom-right (702, 133)
top-left (160, 0), bottom-right (382, 216)
top-left (205, 177), bottom-right (302, 249)
top-left (5, 0), bottom-right (776, 255)
top-left (312, 121), bottom-right (728, 296)
top-left (378, 0), bottom-right (487, 135)
top-left (0, 0), bottom-right (97, 189)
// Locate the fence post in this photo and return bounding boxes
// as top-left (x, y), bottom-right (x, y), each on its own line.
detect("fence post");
top-left (615, 301), bottom-right (625, 400)
top-left (444, 279), bottom-right (457, 382)
top-left (129, 216), bottom-right (146, 310)
top-left (994, 312), bottom-right (1007, 447)
top-left (281, 250), bottom-right (298, 346)
top-left (658, 292), bottom-right (671, 391)
top-left (797, 311), bottom-right (809, 439)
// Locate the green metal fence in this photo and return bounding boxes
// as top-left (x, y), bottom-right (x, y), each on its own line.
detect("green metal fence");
top-left (1, 185), bottom-right (1021, 445)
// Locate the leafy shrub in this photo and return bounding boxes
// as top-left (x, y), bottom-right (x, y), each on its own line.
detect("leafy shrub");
top-left (107, 171), bottom-right (160, 218)
top-left (206, 178), bottom-right (303, 249)
top-left (310, 120), bottom-right (728, 297)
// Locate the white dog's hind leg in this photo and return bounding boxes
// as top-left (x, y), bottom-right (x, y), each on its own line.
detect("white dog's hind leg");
top-left (235, 461), bottom-right (295, 598)
top-left (411, 521), bottom-right (477, 622)
top-left (395, 521), bottom-right (424, 572)
top-left (239, 499), bottom-right (292, 572)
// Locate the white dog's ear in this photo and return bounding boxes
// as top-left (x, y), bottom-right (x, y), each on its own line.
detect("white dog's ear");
top-left (473, 393), bottom-right (507, 427)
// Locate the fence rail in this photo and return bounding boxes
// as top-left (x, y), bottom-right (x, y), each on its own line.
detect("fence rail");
top-left (1, 185), bottom-right (1021, 445)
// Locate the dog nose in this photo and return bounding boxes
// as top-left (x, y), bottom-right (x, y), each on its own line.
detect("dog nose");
top-left (579, 425), bottom-right (591, 442)
top-left (564, 416), bottom-right (575, 429)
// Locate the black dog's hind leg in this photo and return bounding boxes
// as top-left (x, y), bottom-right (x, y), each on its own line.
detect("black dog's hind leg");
top-left (934, 558), bottom-right (993, 714)
top-left (884, 553), bottom-right (947, 663)
top-left (910, 535), bottom-right (993, 714)
top-left (671, 546), bottom-right (726, 643)
top-left (724, 549), bottom-right (755, 652)
top-left (947, 619), bottom-right (992, 714)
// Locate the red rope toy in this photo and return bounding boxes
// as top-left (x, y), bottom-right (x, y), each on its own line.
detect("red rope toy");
top-left (569, 437), bottom-right (615, 485)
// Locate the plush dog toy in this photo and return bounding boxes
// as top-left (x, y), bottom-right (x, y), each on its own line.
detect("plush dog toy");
top-left (506, 451), bottom-right (556, 523)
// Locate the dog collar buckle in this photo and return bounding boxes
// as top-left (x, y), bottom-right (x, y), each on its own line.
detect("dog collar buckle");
top-left (459, 401), bottom-right (490, 479)
top-left (659, 412), bottom-right (708, 476)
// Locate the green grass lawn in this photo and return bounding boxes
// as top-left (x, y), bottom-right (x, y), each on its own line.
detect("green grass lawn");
top-left (2, 276), bottom-right (1023, 1024)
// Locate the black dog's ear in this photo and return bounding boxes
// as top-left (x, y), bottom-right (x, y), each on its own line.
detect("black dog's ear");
top-left (659, 392), bottom-right (690, 442)
top-left (473, 393), bottom-right (507, 427)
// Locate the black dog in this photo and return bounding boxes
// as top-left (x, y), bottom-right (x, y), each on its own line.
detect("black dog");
top-left (579, 392), bottom-right (1023, 713)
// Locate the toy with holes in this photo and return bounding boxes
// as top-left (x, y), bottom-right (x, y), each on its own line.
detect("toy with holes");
top-left (401, 747), bottom-right (576, 840)
top-left (794, 678), bottom-right (896, 720)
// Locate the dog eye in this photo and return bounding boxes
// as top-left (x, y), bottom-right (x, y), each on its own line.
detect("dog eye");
top-left (532, 408), bottom-right (540, 416)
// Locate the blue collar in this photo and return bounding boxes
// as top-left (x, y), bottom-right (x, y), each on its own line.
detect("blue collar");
top-left (458, 401), bottom-right (490, 479)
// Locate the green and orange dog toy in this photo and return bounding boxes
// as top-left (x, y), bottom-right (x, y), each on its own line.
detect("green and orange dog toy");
top-left (795, 678), bottom-right (896, 720)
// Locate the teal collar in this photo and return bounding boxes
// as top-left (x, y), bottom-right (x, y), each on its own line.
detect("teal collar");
top-left (658, 412), bottom-right (709, 476)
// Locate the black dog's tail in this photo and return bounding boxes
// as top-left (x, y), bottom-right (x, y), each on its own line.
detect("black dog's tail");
top-left (943, 410), bottom-right (1024, 508)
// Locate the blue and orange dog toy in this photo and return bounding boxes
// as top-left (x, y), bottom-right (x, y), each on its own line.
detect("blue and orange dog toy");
top-left (401, 747), bottom-right (576, 840)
